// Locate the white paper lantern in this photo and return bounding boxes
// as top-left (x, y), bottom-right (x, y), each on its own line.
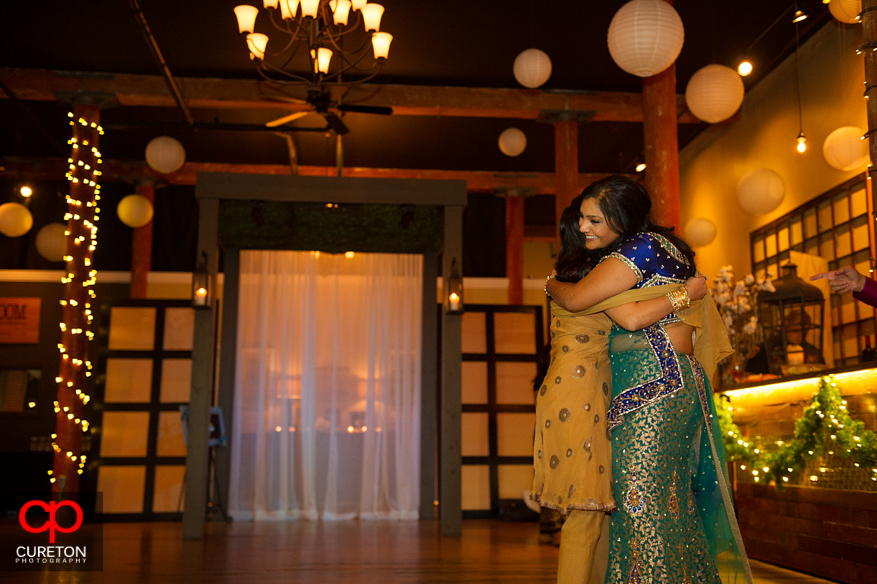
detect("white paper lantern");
top-left (737, 168), bottom-right (785, 215)
top-left (823, 126), bottom-right (869, 171)
top-left (117, 194), bottom-right (154, 228)
top-left (0, 202), bottom-right (33, 237)
top-left (35, 223), bottom-right (68, 262)
top-left (685, 64), bottom-right (745, 124)
top-left (498, 128), bottom-right (527, 157)
top-left (683, 218), bottom-right (717, 247)
top-left (145, 136), bottom-right (186, 174)
top-left (607, 0), bottom-right (685, 78)
top-left (829, 0), bottom-right (862, 24)
top-left (513, 49), bottom-right (552, 88)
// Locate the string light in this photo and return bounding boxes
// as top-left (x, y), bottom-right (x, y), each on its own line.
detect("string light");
top-left (52, 109), bottom-right (101, 487)
top-left (719, 376), bottom-right (877, 489)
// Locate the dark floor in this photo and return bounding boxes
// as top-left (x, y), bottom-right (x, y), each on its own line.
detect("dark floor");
top-left (1, 519), bottom-right (839, 583)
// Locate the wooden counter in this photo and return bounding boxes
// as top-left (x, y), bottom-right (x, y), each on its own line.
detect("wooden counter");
top-left (719, 365), bottom-right (877, 583)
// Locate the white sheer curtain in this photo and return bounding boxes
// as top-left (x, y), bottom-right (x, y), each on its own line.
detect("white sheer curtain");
top-left (228, 250), bottom-right (422, 520)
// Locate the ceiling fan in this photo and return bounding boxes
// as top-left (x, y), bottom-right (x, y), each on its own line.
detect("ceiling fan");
top-left (264, 87), bottom-right (393, 135)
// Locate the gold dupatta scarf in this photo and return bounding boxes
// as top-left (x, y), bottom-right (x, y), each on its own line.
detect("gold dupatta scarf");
top-left (551, 284), bottom-right (732, 381)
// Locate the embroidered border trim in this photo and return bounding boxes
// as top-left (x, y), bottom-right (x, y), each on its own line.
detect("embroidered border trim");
top-left (650, 232), bottom-right (690, 266)
top-left (607, 325), bottom-right (685, 430)
top-left (607, 251), bottom-right (644, 283)
top-left (687, 354), bottom-right (711, 421)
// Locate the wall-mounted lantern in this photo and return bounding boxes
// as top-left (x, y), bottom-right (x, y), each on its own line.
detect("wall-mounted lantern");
top-left (446, 258), bottom-right (463, 314)
top-left (192, 251), bottom-right (211, 309)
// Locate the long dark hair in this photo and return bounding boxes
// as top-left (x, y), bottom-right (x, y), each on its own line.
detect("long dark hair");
top-left (553, 175), bottom-right (696, 282)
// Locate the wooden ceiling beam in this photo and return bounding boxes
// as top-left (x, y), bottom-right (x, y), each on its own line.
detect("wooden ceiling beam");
top-left (0, 67), bottom-right (701, 123)
top-left (0, 156), bottom-right (615, 194)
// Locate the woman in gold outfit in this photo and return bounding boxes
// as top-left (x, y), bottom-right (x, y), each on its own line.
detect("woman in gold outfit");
top-left (546, 176), bottom-right (752, 584)
top-left (533, 182), bottom-right (707, 584)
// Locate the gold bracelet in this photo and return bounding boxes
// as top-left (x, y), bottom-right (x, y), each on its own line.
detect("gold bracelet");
top-left (667, 289), bottom-right (683, 312)
top-left (544, 275), bottom-right (555, 298)
top-left (666, 288), bottom-right (691, 312)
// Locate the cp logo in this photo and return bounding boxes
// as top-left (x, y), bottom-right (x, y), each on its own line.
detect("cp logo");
top-left (19, 500), bottom-right (83, 543)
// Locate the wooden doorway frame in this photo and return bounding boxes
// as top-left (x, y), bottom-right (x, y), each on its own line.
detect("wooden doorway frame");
top-left (184, 172), bottom-right (466, 539)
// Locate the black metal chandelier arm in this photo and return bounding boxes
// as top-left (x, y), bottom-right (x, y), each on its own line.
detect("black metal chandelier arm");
top-left (266, 6), bottom-right (299, 36)
top-left (321, 48), bottom-right (378, 83)
top-left (275, 37), bottom-right (306, 72)
top-left (258, 61), bottom-right (311, 85)
top-left (323, 29), bottom-right (373, 56)
top-left (320, 11), bottom-right (366, 50)
top-left (324, 61), bottom-right (385, 86)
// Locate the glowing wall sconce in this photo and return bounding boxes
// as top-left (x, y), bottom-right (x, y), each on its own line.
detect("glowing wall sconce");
top-left (447, 258), bottom-right (464, 314)
top-left (192, 251), bottom-right (211, 309)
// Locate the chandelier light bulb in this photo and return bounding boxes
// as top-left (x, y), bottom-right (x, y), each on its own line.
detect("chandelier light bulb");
top-left (247, 33), bottom-right (269, 60)
top-left (237, 0), bottom-right (391, 87)
top-left (636, 163), bottom-right (647, 172)
top-left (279, 0), bottom-right (299, 19)
top-left (737, 61), bottom-right (752, 76)
top-left (234, 5), bottom-right (259, 34)
top-left (797, 132), bottom-right (807, 153)
top-left (331, 0), bottom-right (352, 25)
top-left (792, 10), bottom-right (808, 23)
top-left (360, 3), bottom-right (384, 32)
top-left (300, 0), bottom-right (319, 18)
top-left (311, 47), bottom-right (333, 74)
top-left (372, 32), bottom-right (393, 60)
top-left (20, 185), bottom-right (33, 197)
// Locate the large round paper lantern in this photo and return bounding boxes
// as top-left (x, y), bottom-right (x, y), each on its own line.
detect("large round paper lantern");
top-left (607, 0), bottom-right (684, 78)
top-left (823, 126), bottom-right (869, 171)
top-left (685, 64), bottom-right (745, 123)
top-left (117, 194), bottom-right (154, 228)
top-left (35, 223), bottom-right (68, 262)
top-left (145, 136), bottom-right (186, 174)
top-left (0, 202), bottom-right (33, 237)
top-left (829, 0), bottom-right (862, 24)
top-left (683, 218), bottom-right (717, 247)
top-left (498, 128), bottom-right (527, 157)
top-left (513, 49), bottom-right (552, 88)
top-left (736, 168), bottom-right (785, 215)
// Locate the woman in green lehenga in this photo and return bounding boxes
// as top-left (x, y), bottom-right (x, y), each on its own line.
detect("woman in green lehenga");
top-left (534, 200), bottom-right (709, 584)
top-left (547, 176), bottom-right (752, 584)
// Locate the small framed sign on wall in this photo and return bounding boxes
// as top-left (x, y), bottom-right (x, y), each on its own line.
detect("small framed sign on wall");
top-left (0, 298), bottom-right (41, 344)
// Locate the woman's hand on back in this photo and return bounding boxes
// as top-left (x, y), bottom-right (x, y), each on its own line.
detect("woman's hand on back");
top-left (685, 275), bottom-right (708, 301)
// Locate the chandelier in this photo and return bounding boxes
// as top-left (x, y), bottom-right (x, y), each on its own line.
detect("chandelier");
top-left (233, 0), bottom-right (393, 90)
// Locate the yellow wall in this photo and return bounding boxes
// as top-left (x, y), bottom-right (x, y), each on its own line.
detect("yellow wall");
top-left (680, 21), bottom-right (867, 281)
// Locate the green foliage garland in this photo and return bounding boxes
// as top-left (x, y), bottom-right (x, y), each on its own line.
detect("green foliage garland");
top-left (715, 375), bottom-right (877, 488)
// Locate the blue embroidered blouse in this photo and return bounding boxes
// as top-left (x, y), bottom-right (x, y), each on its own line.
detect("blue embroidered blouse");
top-left (601, 232), bottom-right (691, 324)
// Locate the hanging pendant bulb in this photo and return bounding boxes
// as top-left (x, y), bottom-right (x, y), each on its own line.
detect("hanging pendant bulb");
top-left (797, 132), bottom-right (807, 153)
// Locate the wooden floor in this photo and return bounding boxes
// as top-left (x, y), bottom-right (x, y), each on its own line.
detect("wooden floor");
top-left (5, 519), bottom-right (839, 583)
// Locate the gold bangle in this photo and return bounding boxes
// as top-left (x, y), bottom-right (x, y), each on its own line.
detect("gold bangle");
top-left (678, 287), bottom-right (691, 309)
top-left (544, 275), bottom-right (555, 298)
top-left (667, 289), bottom-right (683, 312)
top-left (666, 288), bottom-right (691, 312)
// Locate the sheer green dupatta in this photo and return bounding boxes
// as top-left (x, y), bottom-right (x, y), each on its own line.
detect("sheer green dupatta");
top-left (554, 286), bottom-right (753, 584)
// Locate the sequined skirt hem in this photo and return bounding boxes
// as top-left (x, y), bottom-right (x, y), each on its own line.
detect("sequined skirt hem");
top-left (530, 493), bottom-right (616, 515)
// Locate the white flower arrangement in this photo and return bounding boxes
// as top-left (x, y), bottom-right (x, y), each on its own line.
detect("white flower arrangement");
top-left (712, 265), bottom-right (775, 370)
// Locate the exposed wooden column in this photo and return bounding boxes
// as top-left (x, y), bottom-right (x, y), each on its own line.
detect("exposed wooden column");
top-left (505, 195), bottom-right (525, 305)
top-left (53, 103), bottom-right (101, 495)
top-left (130, 180), bottom-right (154, 299)
top-left (642, 0), bottom-right (681, 231)
top-left (440, 204), bottom-right (464, 537)
top-left (183, 197), bottom-right (219, 540)
top-left (554, 121), bottom-right (579, 234)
